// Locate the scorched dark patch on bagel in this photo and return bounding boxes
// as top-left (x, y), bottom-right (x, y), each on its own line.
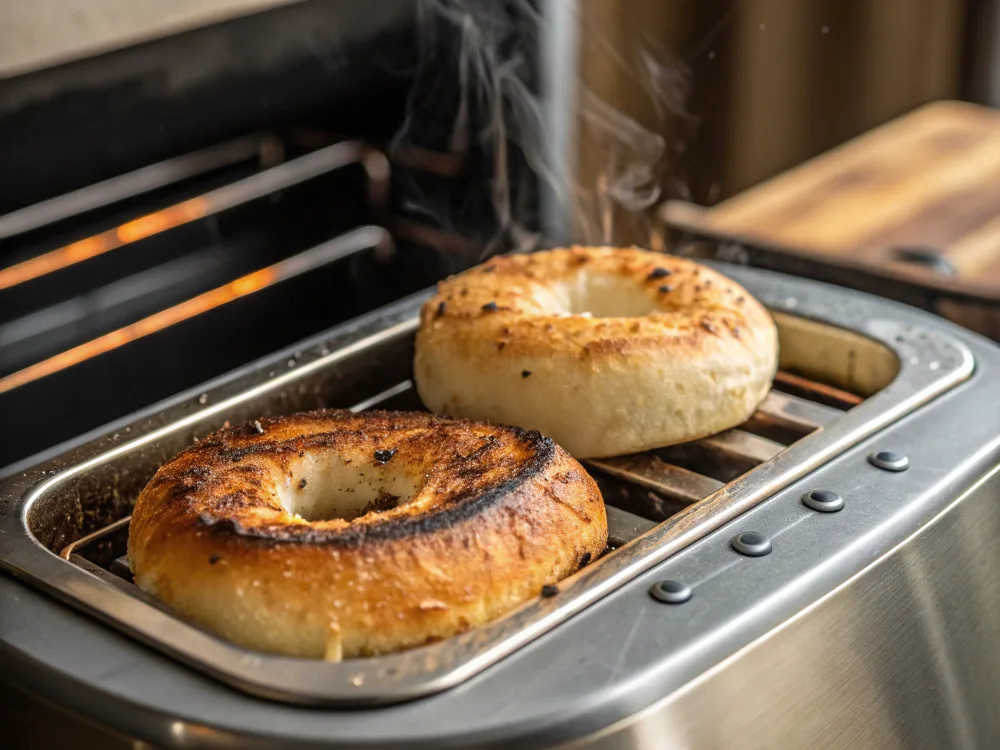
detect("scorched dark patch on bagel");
top-left (185, 423), bottom-right (559, 546)
top-left (127, 409), bottom-right (606, 659)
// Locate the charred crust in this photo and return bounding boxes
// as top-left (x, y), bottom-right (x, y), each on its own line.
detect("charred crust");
top-left (363, 493), bottom-right (399, 514)
top-left (461, 435), bottom-right (500, 462)
top-left (541, 584), bottom-right (559, 598)
top-left (419, 250), bottom-right (761, 365)
top-left (157, 410), bottom-right (561, 548)
top-left (578, 551), bottom-right (592, 567)
top-left (217, 442), bottom-right (288, 463)
top-left (435, 301), bottom-right (447, 318)
top-left (198, 514), bottom-right (247, 535)
top-left (481, 301), bottom-right (499, 312)
top-left (521, 370), bottom-right (532, 378)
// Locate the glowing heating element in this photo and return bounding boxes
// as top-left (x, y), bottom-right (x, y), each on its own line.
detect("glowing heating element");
top-left (0, 140), bottom-right (371, 290)
top-left (0, 225), bottom-right (389, 394)
top-left (0, 267), bottom-right (274, 393)
top-left (0, 200), bottom-right (212, 290)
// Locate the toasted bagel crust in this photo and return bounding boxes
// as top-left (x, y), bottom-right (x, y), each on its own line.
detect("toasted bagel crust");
top-left (128, 409), bottom-right (606, 659)
top-left (414, 247), bottom-right (779, 458)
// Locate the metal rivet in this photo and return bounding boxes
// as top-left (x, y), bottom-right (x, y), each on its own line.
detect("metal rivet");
top-left (731, 531), bottom-right (772, 557)
top-left (868, 450), bottom-right (909, 472)
top-left (649, 579), bottom-right (692, 604)
top-left (802, 489), bottom-right (845, 513)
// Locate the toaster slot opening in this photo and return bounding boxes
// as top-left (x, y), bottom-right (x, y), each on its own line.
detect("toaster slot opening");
top-left (56, 318), bottom-right (881, 590)
top-left (6, 272), bottom-right (971, 706)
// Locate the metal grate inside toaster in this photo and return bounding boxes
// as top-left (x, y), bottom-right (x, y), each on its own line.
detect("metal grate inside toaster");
top-left (0, 131), bottom-right (468, 472)
top-left (0, 265), bottom-right (973, 706)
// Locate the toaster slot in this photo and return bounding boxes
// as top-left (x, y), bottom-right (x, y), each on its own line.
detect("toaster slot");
top-left (1, 269), bottom-right (973, 706)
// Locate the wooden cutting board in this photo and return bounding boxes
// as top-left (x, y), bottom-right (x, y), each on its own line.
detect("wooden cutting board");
top-left (661, 100), bottom-right (1000, 290)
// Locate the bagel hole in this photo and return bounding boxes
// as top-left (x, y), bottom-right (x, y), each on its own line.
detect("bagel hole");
top-left (280, 457), bottom-right (419, 522)
top-left (542, 275), bottom-right (659, 318)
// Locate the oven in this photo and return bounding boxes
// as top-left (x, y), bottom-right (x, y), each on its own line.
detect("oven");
top-left (3, 3), bottom-right (1000, 749)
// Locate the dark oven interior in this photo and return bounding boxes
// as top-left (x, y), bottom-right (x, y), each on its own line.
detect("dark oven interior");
top-left (0, 0), bottom-right (540, 474)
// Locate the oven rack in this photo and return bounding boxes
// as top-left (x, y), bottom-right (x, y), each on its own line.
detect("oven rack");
top-left (0, 129), bottom-right (471, 472)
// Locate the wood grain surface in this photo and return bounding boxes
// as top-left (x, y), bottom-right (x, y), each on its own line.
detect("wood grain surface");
top-left (661, 100), bottom-right (1000, 289)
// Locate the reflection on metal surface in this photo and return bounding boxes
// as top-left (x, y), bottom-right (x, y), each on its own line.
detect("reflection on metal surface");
top-left (698, 429), bottom-right (785, 465)
top-left (287, 126), bottom-right (466, 178)
top-left (0, 226), bottom-right (390, 393)
top-left (0, 141), bottom-right (380, 290)
top-left (774, 368), bottom-right (864, 408)
top-left (606, 506), bottom-right (657, 548)
top-left (0, 269), bottom-right (975, 706)
top-left (771, 311), bottom-right (900, 398)
top-left (572, 464), bottom-right (1000, 750)
top-left (588, 454), bottom-right (724, 505)
top-left (756, 390), bottom-right (841, 432)
top-left (346, 380), bottom-right (415, 414)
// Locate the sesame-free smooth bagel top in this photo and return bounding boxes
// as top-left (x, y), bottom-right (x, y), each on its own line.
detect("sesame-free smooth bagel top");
top-left (128, 409), bottom-right (607, 659)
top-left (414, 247), bottom-right (779, 458)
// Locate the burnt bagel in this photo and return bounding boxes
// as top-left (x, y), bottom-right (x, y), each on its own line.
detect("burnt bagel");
top-left (414, 246), bottom-right (779, 458)
top-left (128, 409), bottom-right (606, 659)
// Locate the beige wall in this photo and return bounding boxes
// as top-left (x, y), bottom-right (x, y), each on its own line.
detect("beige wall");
top-left (0, 0), bottom-right (300, 79)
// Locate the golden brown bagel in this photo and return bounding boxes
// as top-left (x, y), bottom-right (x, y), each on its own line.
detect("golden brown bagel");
top-left (128, 409), bottom-right (606, 659)
top-left (414, 246), bottom-right (779, 458)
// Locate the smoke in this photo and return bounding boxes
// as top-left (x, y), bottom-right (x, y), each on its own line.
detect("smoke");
top-left (393, 0), bottom-right (698, 261)
top-left (572, 36), bottom-right (697, 247)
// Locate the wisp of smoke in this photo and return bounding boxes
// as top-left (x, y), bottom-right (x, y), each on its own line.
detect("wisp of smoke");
top-left (394, 0), bottom-right (697, 260)
top-left (573, 30), bottom-right (697, 247)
